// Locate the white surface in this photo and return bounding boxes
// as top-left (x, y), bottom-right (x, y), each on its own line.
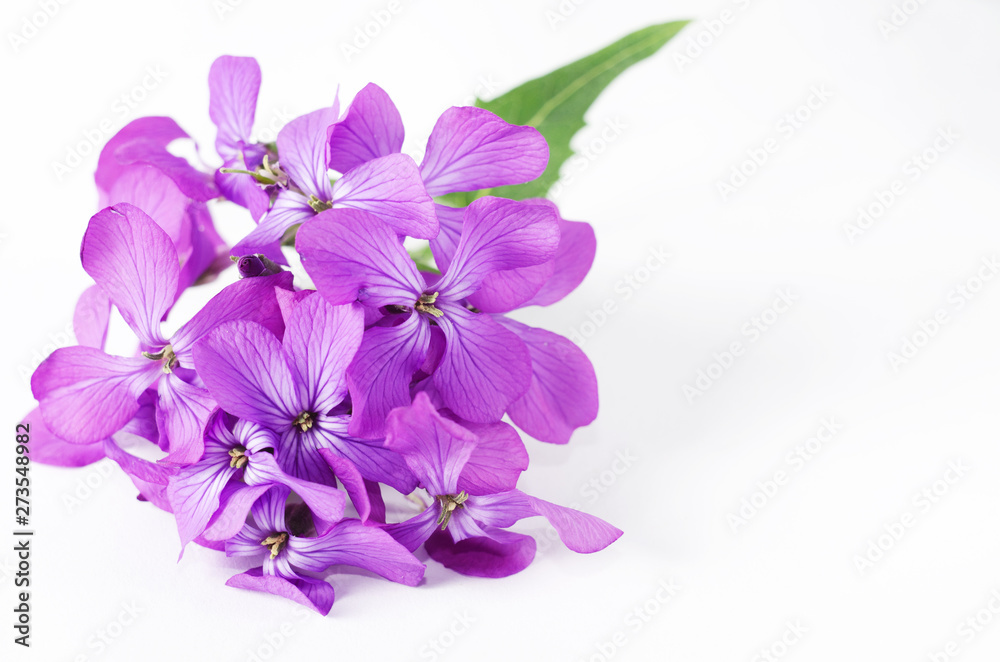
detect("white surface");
top-left (4, 0), bottom-right (1000, 660)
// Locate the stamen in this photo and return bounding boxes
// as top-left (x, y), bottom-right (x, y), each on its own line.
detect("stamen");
top-left (293, 411), bottom-right (315, 432)
top-left (307, 194), bottom-right (333, 213)
top-left (142, 345), bottom-right (178, 374)
top-left (435, 491), bottom-right (469, 530)
top-left (415, 292), bottom-right (444, 318)
top-left (260, 532), bottom-right (288, 559)
top-left (228, 447), bottom-right (249, 469)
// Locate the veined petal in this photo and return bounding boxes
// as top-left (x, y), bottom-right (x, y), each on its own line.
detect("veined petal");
top-left (382, 504), bottom-right (440, 552)
top-left (156, 375), bottom-right (216, 464)
top-left (20, 408), bottom-right (105, 467)
top-left (105, 165), bottom-right (189, 247)
top-left (330, 154), bottom-right (437, 239)
top-left (81, 204), bottom-right (178, 347)
top-left (346, 314), bottom-right (430, 439)
top-left (286, 519), bottom-right (425, 587)
top-left (193, 320), bottom-right (300, 428)
top-left (384, 392), bottom-right (477, 495)
top-left (327, 83), bottom-right (404, 173)
top-left (277, 106), bottom-right (338, 200)
top-left (297, 208), bottom-right (423, 307)
top-left (467, 261), bottom-right (555, 314)
top-left (499, 318), bottom-right (598, 444)
top-left (233, 190), bottom-right (314, 258)
top-left (31, 346), bottom-right (161, 444)
top-left (73, 285), bottom-right (112, 350)
top-left (171, 272), bottom-right (293, 360)
top-left (96, 117), bottom-right (190, 197)
top-left (427, 203), bottom-right (465, 273)
top-left (215, 158), bottom-right (270, 222)
top-left (251, 484), bottom-right (290, 532)
top-left (433, 305), bottom-right (532, 423)
top-left (167, 456), bottom-right (237, 554)
top-left (244, 451), bottom-right (346, 528)
top-left (452, 417), bottom-right (528, 496)
top-left (435, 197), bottom-right (559, 300)
top-left (209, 55), bottom-right (261, 160)
top-left (102, 436), bottom-right (176, 486)
top-left (282, 295), bottom-right (363, 414)
top-left (419, 106), bottom-right (548, 196)
top-left (523, 206), bottom-right (596, 307)
top-left (203, 482), bottom-right (271, 541)
top-left (318, 449), bottom-right (371, 522)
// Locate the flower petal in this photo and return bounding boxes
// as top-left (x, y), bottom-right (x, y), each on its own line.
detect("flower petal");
top-left (225, 568), bottom-right (336, 615)
top-left (209, 55), bottom-right (261, 160)
top-left (331, 154), bottom-right (437, 239)
top-left (318, 449), bottom-right (371, 522)
top-left (156, 375), bottom-right (217, 464)
top-left (452, 417), bottom-right (528, 496)
top-left (296, 208), bottom-right (424, 308)
top-left (31, 346), bottom-right (161, 444)
top-left (435, 197), bottom-right (559, 300)
top-left (20, 408), bottom-right (105, 467)
top-left (433, 305), bottom-right (532, 423)
top-left (327, 83), bottom-right (404, 174)
top-left (244, 451), bottom-right (346, 528)
top-left (73, 285), bottom-right (112, 350)
top-left (81, 204), bottom-right (178, 347)
top-left (167, 457), bottom-right (236, 554)
top-left (233, 189), bottom-right (314, 257)
top-left (278, 106), bottom-right (338, 200)
top-left (499, 318), bottom-right (598, 444)
top-left (419, 106), bottom-right (548, 196)
top-left (424, 527), bottom-right (536, 578)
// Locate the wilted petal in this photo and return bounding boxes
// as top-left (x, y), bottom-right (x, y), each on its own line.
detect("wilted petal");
top-left (327, 83), bottom-right (404, 173)
top-left (330, 154), bottom-right (437, 239)
top-left (419, 106), bottom-right (548, 196)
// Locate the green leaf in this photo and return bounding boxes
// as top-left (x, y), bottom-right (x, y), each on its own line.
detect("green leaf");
top-left (441, 20), bottom-right (688, 206)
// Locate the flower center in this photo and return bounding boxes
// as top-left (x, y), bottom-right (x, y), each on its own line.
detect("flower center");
top-left (415, 292), bottom-right (444, 318)
top-left (307, 194), bottom-right (333, 213)
top-left (260, 532), bottom-right (289, 559)
top-left (435, 491), bottom-right (468, 530)
top-left (293, 411), bottom-right (315, 433)
top-left (228, 446), bottom-right (249, 469)
top-left (142, 345), bottom-right (178, 374)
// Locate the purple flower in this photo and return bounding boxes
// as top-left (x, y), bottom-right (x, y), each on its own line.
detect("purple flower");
top-left (167, 410), bottom-right (349, 554)
top-left (225, 485), bottom-right (425, 614)
top-left (31, 203), bottom-right (291, 463)
top-left (231, 104), bottom-right (437, 257)
top-left (296, 196), bottom-right (560, 438)
top-left (96, 117), bottom-right (229, 291)
top-left (382, 393), bottom-right (621, 577)
top-left (192, 292), bottom-right (417, 491)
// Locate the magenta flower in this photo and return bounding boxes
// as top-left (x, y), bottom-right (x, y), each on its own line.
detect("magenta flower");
top-left (192, 292), bottom-right (417, 491)
top-left (225, 485), bottom-right (425, 615)
top-left (382, 393), bottom-right (621, 577)
top-left (296, 196), bottom-right (559, 438)
top-left (31, 203), bottom-right (291, 463)
top-left (167, 410), bottom-right (349, 553)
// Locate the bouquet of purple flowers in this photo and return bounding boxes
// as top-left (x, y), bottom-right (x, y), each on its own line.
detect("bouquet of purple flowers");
top-left (23, 23), bottom-right (684, 615)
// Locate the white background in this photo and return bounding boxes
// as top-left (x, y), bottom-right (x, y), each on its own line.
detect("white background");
top-left (4, 0), bottom-right (1000, 660)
